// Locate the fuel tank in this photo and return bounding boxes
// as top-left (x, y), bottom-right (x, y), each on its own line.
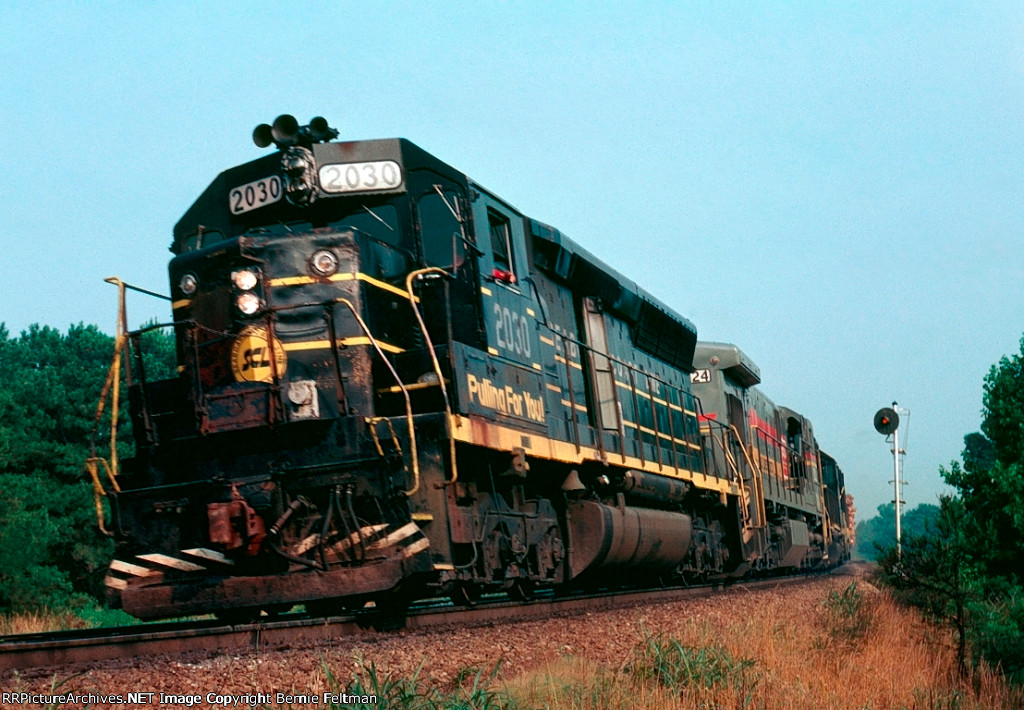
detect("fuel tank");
top-left (566, 498), bottom-right (693, 578)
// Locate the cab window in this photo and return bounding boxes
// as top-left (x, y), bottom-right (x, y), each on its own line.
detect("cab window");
top-left (488, 209), bottom-right (515, 278)
top-left (418, 190), bottom-right (463, 270)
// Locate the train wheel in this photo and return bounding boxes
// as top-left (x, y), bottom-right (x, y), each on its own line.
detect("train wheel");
top-left (507, 579), bottom-right (534, 602)
top-left (305, 596), bottom-right (368, 616)
top-left (261, 603), bottom-right (294, 618)
top-left (215, 607), bottom-right (261, 625)
top-left (449, 582), bottom-right (479, 607)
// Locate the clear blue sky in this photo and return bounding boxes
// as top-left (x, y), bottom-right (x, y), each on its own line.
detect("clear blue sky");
top-left (3, 3), bottom-right (1023, 524)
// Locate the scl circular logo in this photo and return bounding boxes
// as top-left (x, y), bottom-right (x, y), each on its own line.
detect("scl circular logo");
top-left (231, 326), bottom-right (287, 382)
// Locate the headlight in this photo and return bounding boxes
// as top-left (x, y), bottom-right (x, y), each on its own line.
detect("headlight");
top-left (310, 249), bottom-right (338, 277)
top-left (236, 292), bottom-right (262, 315)
top-left (179, 273), bottom-right (198, 296)
top-left (232, 268), bottom-right (259, 291)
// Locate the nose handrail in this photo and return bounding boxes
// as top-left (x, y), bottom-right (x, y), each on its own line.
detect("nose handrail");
top-left (405, 267), bottom-right (459, 486)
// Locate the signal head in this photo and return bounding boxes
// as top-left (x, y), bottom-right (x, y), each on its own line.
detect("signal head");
top-left (873, 407), bottom-right (899, 435)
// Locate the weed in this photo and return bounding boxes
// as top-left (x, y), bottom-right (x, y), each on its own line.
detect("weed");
top-left (820, 582), bottom-right (874, 646)
top-left (629, 629), bottom-right (760, 707)
top-left (320, 656), bottom-right (515, 710)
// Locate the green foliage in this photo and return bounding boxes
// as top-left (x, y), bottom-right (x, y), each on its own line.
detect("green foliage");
top-left (820, 582), bottom-right (874, 646)
top-left (880, 496), bottom-right (978, 676)
top-left (944, 336), bottom-right (1024, 585)
top-left (944, 456), bottom-right (1024, 584)
top-left (0, 324), bottom-right (114, 481)
top-left (320, 656), bottom-right (513, 710)
top-left (630, 629), bottom-right (760, 703)
top-left (980, 336), bottom-right (1024, 467)
top-left (0, 322), bottom-right (175, 615)
top-left (0, 472), bottom-right (102, 612)
top-left (969, 586), bottom-right (1024, 685)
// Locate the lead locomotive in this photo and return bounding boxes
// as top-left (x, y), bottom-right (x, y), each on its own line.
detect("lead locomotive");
top-left (99, 116), bottom-right (852, 619)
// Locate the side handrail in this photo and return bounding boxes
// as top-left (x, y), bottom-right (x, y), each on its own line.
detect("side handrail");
top-left (85, 277), bottom-right (129, 535)
top-left (728, 424), bottom-right (768, 529)
top-left (547, 326), bottom-right (702, 474)
top-left (329, 297), bottom-right (422, 497)
top-left (405, 268), bottom-right (459, 486)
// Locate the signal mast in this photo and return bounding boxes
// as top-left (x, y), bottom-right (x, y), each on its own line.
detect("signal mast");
top-left (874, 403), bottom-right (903, 555)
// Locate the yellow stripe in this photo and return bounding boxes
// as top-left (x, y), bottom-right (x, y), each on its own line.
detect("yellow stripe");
top-left (270, 275), bottom-right (316, 287)
top-left (448, 414), bottom-right (738, 495)
top-left (526, 308), bottom-right (535, 316)
top-left (614, 380), bottom-right (689, 412)
top-left (622, 420), bottom-right (702, 450)
top-left (560, 399), bottom-right (588, 413)
top-left (554, 355), bottom-right (583, 370)
top-left (532, 363), bottom-right (542, 370)
top-left (487, 347), bottom-right (500, 356)
top-left (268, 272), bottom-right (418, 301)
top-left (377, 380), bottom-right (443, 394)
top-left (539, 336), bottom-right (555, 346)
top-left (282, 336), bottom-right (404, 354)
top-left (172, 299), bottom-right (191, 310)
top-left (545, 383), bottom-right (562, 393)
top-left (480, 286), bottom-right (493, 296)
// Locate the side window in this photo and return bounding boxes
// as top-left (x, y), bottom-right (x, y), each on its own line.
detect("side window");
top-left (418, 191), bottom-right (463, 270)
top-left (488, 209), bottom-right (516, 280)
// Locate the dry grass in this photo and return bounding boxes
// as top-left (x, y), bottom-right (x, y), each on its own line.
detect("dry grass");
top-left (5, 580), bottom-right (1020, 709)
top-left (0, 610), bottom-right (87, 635)
top-left (503, 581), bottom-right (1022, 710)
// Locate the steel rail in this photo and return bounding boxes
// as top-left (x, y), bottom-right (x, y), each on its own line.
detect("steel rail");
top-left (0, 571), bottom-right (842, 676)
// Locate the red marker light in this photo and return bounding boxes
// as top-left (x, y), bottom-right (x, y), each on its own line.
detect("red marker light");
top-left (492, 268), bottom-right (516, 284)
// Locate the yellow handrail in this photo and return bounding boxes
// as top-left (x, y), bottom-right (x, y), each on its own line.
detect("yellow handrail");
top-left (405, 268), bottom-right (459, 486)
top-left (330, 297), bottom-right (421, 497)
top-left (85, 277), bottom-right (128, 534)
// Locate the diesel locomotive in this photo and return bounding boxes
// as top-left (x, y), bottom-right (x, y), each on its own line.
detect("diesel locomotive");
top-left (94, 116), bottom-right (852, 620)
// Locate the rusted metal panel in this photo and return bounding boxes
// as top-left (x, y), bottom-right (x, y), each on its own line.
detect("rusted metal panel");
top-left (202, 385), bottom-right (277, 433)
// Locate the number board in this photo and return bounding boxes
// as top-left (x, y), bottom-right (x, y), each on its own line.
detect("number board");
top-left (690, 369), bottom-right (712, 384)
top-left (229, 176), bottom-right (283, 215)
top-left (318, 160), bottom-right (404, 194)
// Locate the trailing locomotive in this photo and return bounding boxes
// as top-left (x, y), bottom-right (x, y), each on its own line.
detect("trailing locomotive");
top-left (95, 116), bottom-right (851, 620)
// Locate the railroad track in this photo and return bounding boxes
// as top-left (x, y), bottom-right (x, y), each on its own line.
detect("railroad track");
top-left (1, 573), bottom-right (829, 676)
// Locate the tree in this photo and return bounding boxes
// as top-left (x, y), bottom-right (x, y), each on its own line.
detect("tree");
top-left (854, 502), bottom-right (939, 561)
top-left (943, 339), bottom-right (1024, 586)
top-left (0, 322), bottom-right (176, 613)
top-left (879, 496), bottom-right (979, 677)
top-left (981, 335), bottom-right (1024, 467)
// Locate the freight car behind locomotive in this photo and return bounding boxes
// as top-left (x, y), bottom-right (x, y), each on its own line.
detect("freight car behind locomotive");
top-left (97, 116), bottom-right (850, 620)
